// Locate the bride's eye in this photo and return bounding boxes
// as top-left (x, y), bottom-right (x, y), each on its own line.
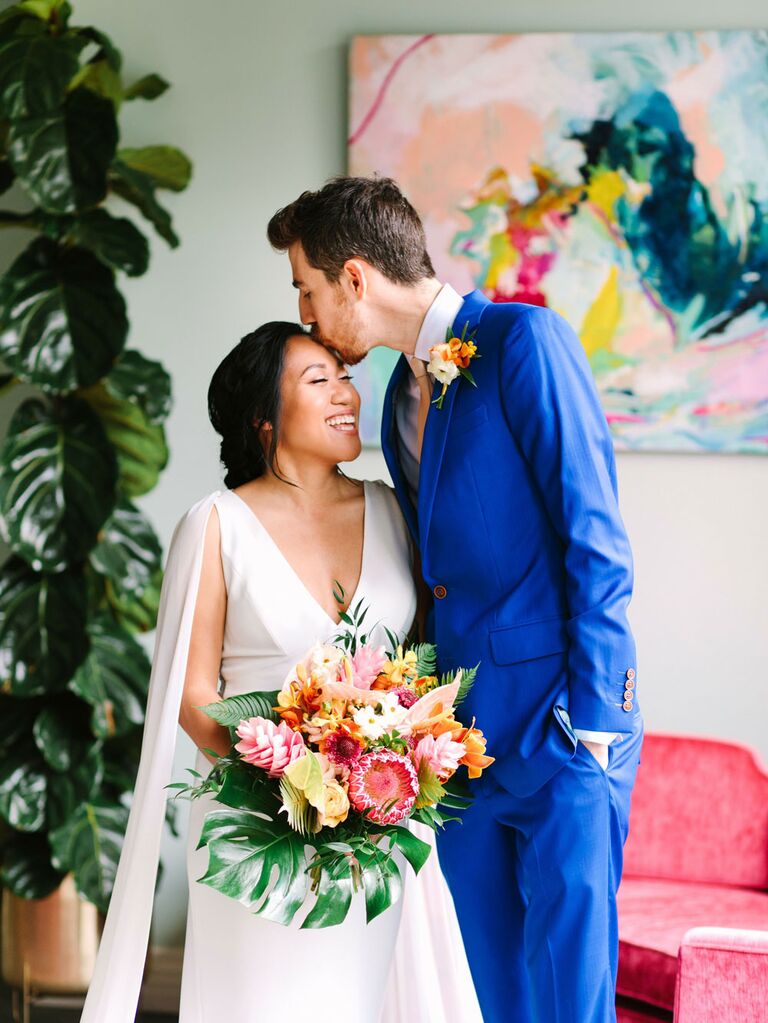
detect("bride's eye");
top-left (310, 377), bottom-right (328, 384)
top-left (340, 374), bottom-right (354, 382)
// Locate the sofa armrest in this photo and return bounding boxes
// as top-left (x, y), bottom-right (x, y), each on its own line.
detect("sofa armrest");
top-left (674, 927), bottom-right (768, 1023)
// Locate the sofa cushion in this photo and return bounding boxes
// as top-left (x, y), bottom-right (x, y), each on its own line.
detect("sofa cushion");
top-left (617, 877), bottom-right (768, 1011)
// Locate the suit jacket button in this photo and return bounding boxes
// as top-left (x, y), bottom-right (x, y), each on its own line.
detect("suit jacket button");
top-left (433, 585), bottom-right (447, 599)
top-left (625, 679), bottom-right (635, 690)
top-left (626, 668), bottom-right (636, 680)
top-left (623, 700), bottom-right (633, 711)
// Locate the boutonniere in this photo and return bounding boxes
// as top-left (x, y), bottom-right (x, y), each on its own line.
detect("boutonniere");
top-left (427, 321), bottom-right (480, 409)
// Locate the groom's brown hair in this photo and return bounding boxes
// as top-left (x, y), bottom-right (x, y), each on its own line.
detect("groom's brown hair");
top-left (267, 176), bottom-right (435, 285)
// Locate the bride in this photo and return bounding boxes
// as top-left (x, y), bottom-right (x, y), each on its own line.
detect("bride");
top-left (79, 321), bottom-right (481, 1023)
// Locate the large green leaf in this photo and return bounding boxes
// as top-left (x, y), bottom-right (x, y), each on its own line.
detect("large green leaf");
top-left (387, 825), bottom-right (432, 875)
top-left (109, 158), bottom-right (179, 247)
top-left (0, 397), bottom-right (117, 571)
top-left (67, 613), bottom-right (150, 738)
top-left (117, 146), bottom-right (191, 192)
top-left (0, 692), bottom-right (40, 745)
top-left (8, 88), bottom-right (118, 213)
top-left (358, 842), bottom-right (403, 923)
top-left (0, 23), bottom-right (81, 120)
top-left (103, 349), bottom-right (172, 424)
top-left (124, 74), bottom-right (168, 102)
top-left (0, 745), bottom-right (48, 831)
top-left (79, 382), bottom-right (168, 498)
top-left (301, 854), bottom-right (354, 929)
top-left (46, 742), bottom-right (104, 831)
top-left (0, 556), bottom-right (88, 696)
top-left (200, 690), bottom-right (281, 727)
top-left (66, 209), bottom-right (149, 276)
top-left (0, 831), bottom-right (65, 900)
top-left (68, 58), bottom-right (122, 108)
top-left (0, 237), bottom-right (128, 392)
top-left (107, 565), bottom-right (161, 633)
top-left (89, 497), bottom-right (162, 604)
top-left (197, 807), bottom-right (308, 925)
top-left (32, 694), bottom-right (91, 772)
top-left (49, 799), bottom-right (129, 911)
top-left (100, 730), bottom-right (141, 796)
top-left (69, 26), bottom-right (121, 72)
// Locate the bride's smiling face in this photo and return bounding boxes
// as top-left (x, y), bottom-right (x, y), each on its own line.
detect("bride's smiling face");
top-left (268, 335), bottom-right (362, 466)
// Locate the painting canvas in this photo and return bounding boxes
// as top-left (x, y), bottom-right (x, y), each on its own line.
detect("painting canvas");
top-left (348, 32), bottom-right (768, 452)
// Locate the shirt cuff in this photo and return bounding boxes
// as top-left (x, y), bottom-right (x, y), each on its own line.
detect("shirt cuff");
top-left (573, 728), bottom-right (620, 744)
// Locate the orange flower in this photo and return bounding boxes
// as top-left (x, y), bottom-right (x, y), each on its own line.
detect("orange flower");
top-left (453, 722), bottom-right (494, 779)
top-left (447, 337), bottom-right (477, 369)
top-left (275, 677), bottom-right (323, 731)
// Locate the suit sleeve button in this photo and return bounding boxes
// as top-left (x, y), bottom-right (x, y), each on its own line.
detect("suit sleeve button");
top-left (626, 668), bottom-right (636, 680)
top-left (625, 679), bottom-right (635, 690)
top-left (433, 585), bottom-right (447, 599)
top-left (624, 689), bottom-right (634, 701)
top-left (623, 700), bottom-right (634, 711)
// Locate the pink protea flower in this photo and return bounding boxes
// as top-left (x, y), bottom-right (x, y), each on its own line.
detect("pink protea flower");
top-left (347, 749), bottom-right (419, 825)
top-left (351, 644), bottom-right (387, 689)
top-left (234, 716), bottom-right (306, 778)
top-left (413, 731), bottom-right (466, 781)
top-left (392, 686), bottom-right (418, 709)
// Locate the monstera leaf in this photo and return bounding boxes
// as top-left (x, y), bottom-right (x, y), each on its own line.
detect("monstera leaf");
top-left (357, 840), bottom-right (404, 924)
top-left (0, 397), bottom-right (117, 571)
top-left (197, 807), bottom-right (309, 926)
top-left (0, 693), bottom-right (40, 746)
top-left (66, 209), bottom-right (149, 276)
top-left (0, 20), bottom-right (81, 120)
top-left (0, 744), bottom-right (49, 832)
top-left (103, 349), bottom-right (172, 424)
top-left (49, 799), bottom-right (129, 911)
top-left (7, 87), bottom-right (118, 213)
top-left (67, 613), bottom-right (150, 738)
top-left (46, 742), bottom-right (104, 831)
top-left (79, 381), bottom-right (168, 498)
top-left (0, 237), bottom-right (128, 392)
top-left (89, 497), bottom-right (163, 603)
top-left (0, 831), bottom-right (65, 900)
top-left (0, 556), bottom-right (88, 696)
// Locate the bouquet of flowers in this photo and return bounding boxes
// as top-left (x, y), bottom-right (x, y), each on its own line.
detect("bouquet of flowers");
top-left (170, 600), bottom-right (493, 928)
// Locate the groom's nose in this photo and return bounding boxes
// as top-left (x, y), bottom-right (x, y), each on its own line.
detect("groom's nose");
top-left (299, 294), bottom-right (315, 325)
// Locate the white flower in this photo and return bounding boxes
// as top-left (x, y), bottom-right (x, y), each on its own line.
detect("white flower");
top-left (428, 350), bottom-right (460, 386)
top-left (353, 705), bottom-right (386, 741)
top-left (376, 692), bottom-right (409, 730)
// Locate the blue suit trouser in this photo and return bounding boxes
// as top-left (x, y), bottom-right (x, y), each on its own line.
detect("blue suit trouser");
top-left (437, 717), bottom-right (644, 1023)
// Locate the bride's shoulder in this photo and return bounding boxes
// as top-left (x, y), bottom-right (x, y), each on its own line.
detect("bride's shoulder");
top-left (171, 489), bottom-right (227, 537)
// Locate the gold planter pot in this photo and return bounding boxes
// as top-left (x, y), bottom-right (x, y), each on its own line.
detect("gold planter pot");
top-left (1, 873), bottom-right (102, 995)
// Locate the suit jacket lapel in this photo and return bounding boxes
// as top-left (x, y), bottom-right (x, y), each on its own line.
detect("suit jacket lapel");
top-left (417, 289), bottom-right (491, 552)
top-left (381, 354), bottom-right (418, 543)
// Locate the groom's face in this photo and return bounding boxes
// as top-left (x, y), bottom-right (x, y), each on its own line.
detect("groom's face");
top-left (289, 243), bottom-right (370, 365)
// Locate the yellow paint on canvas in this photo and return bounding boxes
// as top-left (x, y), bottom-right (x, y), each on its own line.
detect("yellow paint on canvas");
top-left (585, 170), bottom-right (626, 221)
top-left (580, 266), bottom-right (622, 359)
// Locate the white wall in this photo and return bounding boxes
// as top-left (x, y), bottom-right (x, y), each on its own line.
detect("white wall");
top-left (5, 0), bottom-right (767, 947)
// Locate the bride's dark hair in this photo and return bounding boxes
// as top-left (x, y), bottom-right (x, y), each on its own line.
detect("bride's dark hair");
top-left (207, 320), bottom-right (308, 488)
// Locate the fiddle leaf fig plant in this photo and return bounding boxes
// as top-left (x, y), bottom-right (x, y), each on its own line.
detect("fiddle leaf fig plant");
top-left (0, 0), bottom-right (190, 913)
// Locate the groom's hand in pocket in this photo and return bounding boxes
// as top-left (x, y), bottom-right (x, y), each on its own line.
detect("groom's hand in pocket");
top-left (581, 739), bottom-right (609, 770)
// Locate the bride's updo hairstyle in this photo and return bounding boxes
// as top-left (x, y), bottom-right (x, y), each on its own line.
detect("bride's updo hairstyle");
top-left (207, 321), bottom-right (307, 488)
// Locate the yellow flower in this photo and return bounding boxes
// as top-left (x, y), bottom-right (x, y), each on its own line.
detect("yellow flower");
top-left (315, 779), bottom-right (350, 830)
top-left (381, 645), bottom-right (418, 686)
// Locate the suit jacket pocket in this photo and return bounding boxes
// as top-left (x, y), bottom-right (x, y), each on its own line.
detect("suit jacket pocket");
top-left (489, 615), bottom-right (569, 665)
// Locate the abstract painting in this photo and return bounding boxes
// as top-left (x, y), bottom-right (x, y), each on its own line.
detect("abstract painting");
top-left (348, 32), bottom-right (768, 452)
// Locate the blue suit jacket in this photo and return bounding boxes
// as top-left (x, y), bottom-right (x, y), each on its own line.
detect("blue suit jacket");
top-left (381, 290), bottom-right (640, 797)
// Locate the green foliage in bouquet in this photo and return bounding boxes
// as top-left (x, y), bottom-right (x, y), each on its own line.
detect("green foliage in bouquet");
top-left (0, 0), bottom-right (191, 912)
top-left (170, 605), bottom-right (485, 929)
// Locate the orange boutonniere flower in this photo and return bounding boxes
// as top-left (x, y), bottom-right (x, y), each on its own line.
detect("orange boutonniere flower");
top-left (427, 320), bottom-right (480, 409)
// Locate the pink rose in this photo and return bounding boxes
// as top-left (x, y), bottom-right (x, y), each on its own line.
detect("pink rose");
top-left (351, 644), bottom-right (387, 689)
top-left (234, 716), bottom-right (306, 777)
top-left (413, 732), bottom-right (466, 781)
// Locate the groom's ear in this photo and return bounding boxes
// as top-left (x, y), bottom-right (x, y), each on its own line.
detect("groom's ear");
top-left (342, 258), bottom-right (369, 301)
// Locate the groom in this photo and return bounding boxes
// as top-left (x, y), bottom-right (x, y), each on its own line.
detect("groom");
top-left (268, 176), bottom-right (644, 1022)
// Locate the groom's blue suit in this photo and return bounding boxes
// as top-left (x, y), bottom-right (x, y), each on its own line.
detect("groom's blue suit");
top-left (381, 290), bottom-right (644, 1023)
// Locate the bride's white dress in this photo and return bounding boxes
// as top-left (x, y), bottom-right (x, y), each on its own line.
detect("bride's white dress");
top-left (80, 480), bottom-right (482, 1023)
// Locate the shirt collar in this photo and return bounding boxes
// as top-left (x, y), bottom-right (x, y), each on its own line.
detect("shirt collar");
top-left (413, 283), bottom-right (464, 363)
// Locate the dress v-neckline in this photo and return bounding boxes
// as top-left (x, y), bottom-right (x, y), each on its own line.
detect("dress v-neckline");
top-left (226, 480), bottom-right (371, 629)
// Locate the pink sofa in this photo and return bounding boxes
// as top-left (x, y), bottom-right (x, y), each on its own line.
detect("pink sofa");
top-left (616, 733), bottom-right (768, 1021)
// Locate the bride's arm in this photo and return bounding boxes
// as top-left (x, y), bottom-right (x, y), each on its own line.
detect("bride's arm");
top-left (178, 506), bottom-right (232, 764)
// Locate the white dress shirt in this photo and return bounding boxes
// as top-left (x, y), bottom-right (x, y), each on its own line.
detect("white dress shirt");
top-left (394, 283), bottom-right (617, 749)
